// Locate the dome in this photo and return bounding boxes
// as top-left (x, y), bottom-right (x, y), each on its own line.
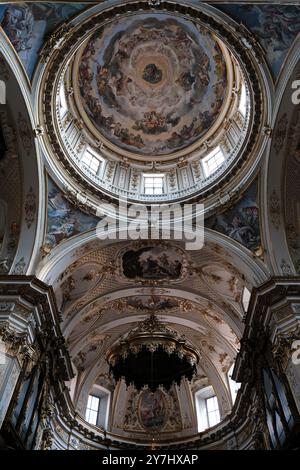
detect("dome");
top-left (76, 14), bottom-right (228, 157)
top-left (40, 2), bottom-right (264, 206)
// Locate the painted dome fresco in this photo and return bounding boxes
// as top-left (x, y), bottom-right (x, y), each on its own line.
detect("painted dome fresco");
top-left (76, 14), bottom-right (228, 156)
top-left (40, 1), bottom-right (265, 204)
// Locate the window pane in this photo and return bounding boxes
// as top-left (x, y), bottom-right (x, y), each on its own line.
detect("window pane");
top-left (86, 410), bottom-right (97, 426)
top-left (81, 150), bottom-right (101, 174)
top-left (208, 410), bottom-right (220, 427)
top-left (86, 394), bottom-right (100, 425)
top-left (145, 187), bottom-right (154, 195)
top-left (82, 154), bottom-right (92, 165)
top-left (203, 148), bottom-right (225, 177)
top-left (242, 286), bottom-right (251, 311)
top-left (59, 86), bottom-right (67, 109)
top-left (206, 396), bottom-right (220, 427)
top-left (143, 174), bottom-right (164, 195)
top-left (207, 396), bottom-right (216, 412)
top-left (228, 364), bottom-right (241, 404)
top-left (87, 395), bottom-right (93, 409)
top-left (90, 160), bottom-right (99, 172)
top-left (239, 84), bottom-right (247, 116)
top-left (91, 396), bottom-right (100, 411)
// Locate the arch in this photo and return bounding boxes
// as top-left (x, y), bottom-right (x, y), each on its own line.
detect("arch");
top-left (263, 37), bottom-right (300, 275)
top-left (0, 34), bottom-right (43, 275)
top-left (37, 227), bottom-right (270, 285)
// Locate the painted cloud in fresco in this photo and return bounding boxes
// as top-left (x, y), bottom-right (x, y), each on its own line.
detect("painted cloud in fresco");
top-left (206, 181), bottom-right (261, 252)
top-left (46, 178), bottom-right (99, 248)
top-left (215, 4), bottom-right (300, 79)
top-left (0, 3), bottom-right (87, 79)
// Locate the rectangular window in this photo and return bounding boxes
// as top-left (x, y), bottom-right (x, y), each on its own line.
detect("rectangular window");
top-left (81, 149), bottom-right (101, 174)
top-left (85, 395), bottom-right (100, 425)
top-left (228, 364), bottom-right (241, 405)
top-left (144, 174), bottom-right (164, 195)
top-left (242, 286), bottom-right (251, 312)
top-left (239, 84), bottom-right (247, 116)
top-left (59, 86), bottom-right (67, 110)
top-left (206, 396), bottom-right (220, 427)
top-left (202, 148), bottom-right (225, 177)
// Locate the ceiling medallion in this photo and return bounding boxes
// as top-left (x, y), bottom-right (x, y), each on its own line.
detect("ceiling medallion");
top-left (106, 312), bottom-right (199, 391)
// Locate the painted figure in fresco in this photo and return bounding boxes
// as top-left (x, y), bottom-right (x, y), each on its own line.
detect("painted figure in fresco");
top-left (46, 181), bottom-right (98, 247)
top-left (0, 3), bottom-right (85, 78)
top-left (166, 118), bottom-right (198, 149)
top-left (133, 111), bottom-right (177, 135)
top-left (206, 181), bottom-right (261, 252)
top-left (139, 390), bottom-right (166, 429)
top-left (127, 295), bottom-right (178, 311)
top-left (227, 216), bottom-right (256, 247)
top-left (219, 4), bottom-right (300, 77)
top-left (122, 246), bottom-right (183, 280)
top-left (255, 6), bottom-right (300, 51)
top-left (176, 71), bottom-right (195, 91)
top-left (208, 190), bottom-right (260, 252)
top-left (142, 63), bottom-right (163, 84)
top-left (2, 5), bottom-right (34, 53)
top-left (47, 218), bottom-right (79, 245)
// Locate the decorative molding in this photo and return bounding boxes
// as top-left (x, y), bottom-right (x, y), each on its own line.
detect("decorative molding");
top-left (12, 257), bottom-right (26, 275)
top-left (269, 189), bottom-right (281, 229)
top-left (24, 187), bottom-right (36, 229)
top-left (16, 112), bottom-right (32, 157)
top-left (280, 259), bottom-right (293, 276)
top-left (274, 113), bottom-right (288, 154)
